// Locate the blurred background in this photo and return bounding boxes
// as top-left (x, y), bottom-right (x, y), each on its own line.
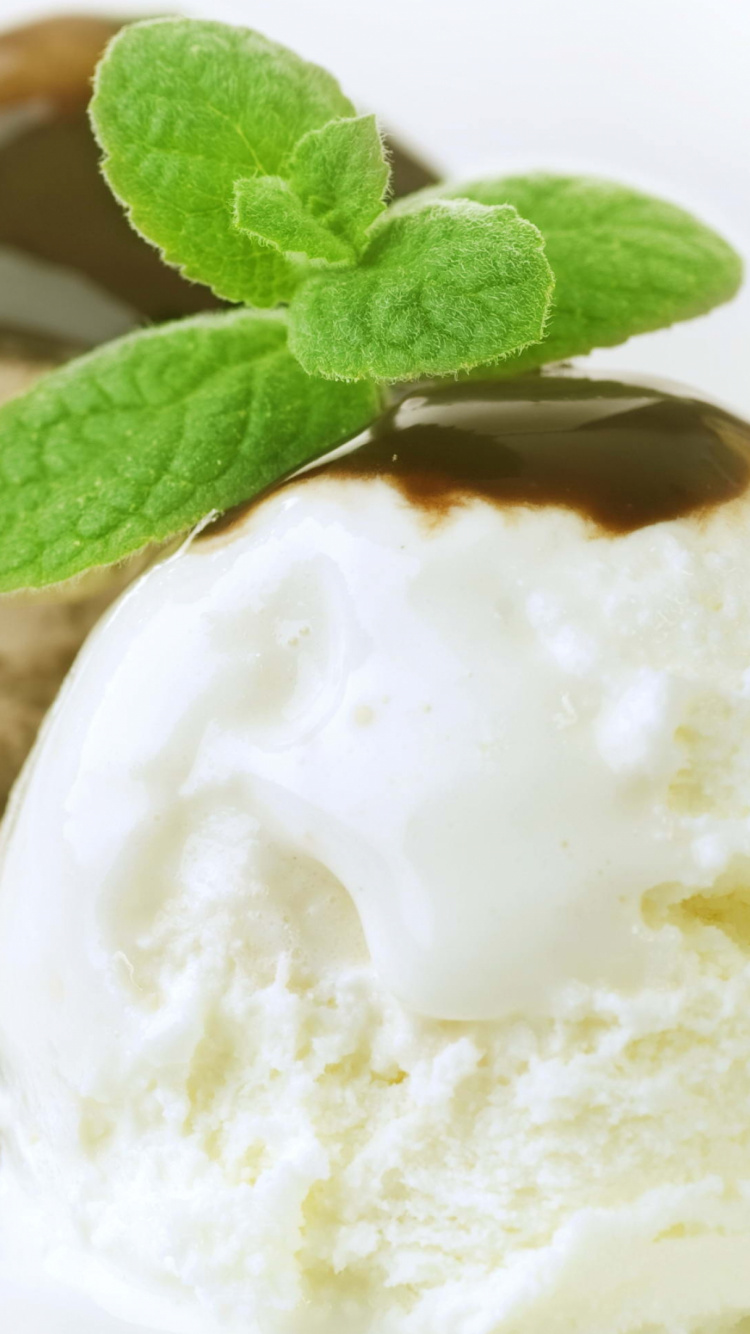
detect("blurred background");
top-left (1, 0), bottom-right (748, 411)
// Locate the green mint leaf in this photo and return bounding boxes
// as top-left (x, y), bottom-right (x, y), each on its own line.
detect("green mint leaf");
top-left (287, 200), bottom-right (554, 381)
top-left (233, 176), bottom-right (354, 263)
top-left (90, 18), bottom-right (355, 305)
top-left (289, 114), bottom-right (389, 252)
top-left (417, 174), bottom-right (743, 373)
top-left (0, 311), bottom-right (380, 592)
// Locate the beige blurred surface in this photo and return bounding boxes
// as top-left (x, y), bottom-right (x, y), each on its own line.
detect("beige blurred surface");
top-left (0, 563), bottom-right (137, 816)
top-left (0, 353), bottom-right (83, 813)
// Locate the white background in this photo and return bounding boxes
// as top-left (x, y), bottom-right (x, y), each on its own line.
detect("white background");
top-left (2, 0), bottom-right (749, 413)
top-left (1, 2), bottom-right (749, 1329)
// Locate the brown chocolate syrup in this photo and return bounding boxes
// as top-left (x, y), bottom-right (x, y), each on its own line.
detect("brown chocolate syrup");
top-left (304, 376), bottom-right (750, 535)
top-left (204, 375), bottom-right (750, 542)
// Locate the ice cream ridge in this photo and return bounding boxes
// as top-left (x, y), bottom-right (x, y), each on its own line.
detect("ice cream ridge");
top-left (1, 14), bottom-right (750, 1334)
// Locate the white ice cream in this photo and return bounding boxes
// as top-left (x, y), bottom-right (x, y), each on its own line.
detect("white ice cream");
top-left (3, 403), bottom-right (750, 1331)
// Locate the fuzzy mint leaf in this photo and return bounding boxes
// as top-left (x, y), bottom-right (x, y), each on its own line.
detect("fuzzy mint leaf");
top-left (407, 174), bottom-right (743, 374)
top-left (0, 311), bottom-right (380, 592)
top-left (233, 177), bottom-right (354, 263)
top-left (287, 199), bottom-right (554, 382)
top-left (289, 114), bottom-right (389, 252)
top-left (90, 18), bottom-right (356, 305)
top-left (234, 115), bottom-right (389, 264)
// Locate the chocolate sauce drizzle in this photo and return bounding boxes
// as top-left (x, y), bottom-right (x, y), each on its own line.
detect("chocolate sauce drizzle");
top-left (303, 377), bottom-right (750, 535)
top-left (204, 375), bottom-right (750, 542)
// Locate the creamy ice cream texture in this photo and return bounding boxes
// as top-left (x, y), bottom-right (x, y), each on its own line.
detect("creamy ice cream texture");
top-left (3, 375), bottom-right (750, 1332)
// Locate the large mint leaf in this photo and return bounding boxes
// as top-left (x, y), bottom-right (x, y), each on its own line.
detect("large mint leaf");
top-left (90, 19), bottom-right (355, 305)
top-left (287, 199), bottom-right (553, 381)
top-left (0, 311), bottom-right (380, 592)
top-left (406, 174), bottom-right (743, 373)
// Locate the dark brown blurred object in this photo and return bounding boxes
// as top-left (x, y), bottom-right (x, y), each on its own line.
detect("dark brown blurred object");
top-left (0, 114), bottom-right (226, 332)
top-left (0, 14), bottom-right (121, 113)
top-left (0, 13), bottom-right (224, 345)
top-left (386, 136), bottom-right (440, 199)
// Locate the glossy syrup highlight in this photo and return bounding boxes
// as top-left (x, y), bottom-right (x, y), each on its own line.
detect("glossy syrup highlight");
top-left (306, 377), bottom-right (750, 534)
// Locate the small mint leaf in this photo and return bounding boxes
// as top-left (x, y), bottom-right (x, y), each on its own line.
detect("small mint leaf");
top-left (411, 174), bottom-right (743, 373)
top-left (289, 114), bottom-right (389, 253)
top-left (287, 199), bottom-right (553, 382)
top-left (233, 114), bottom-right (389, 266)
top-left (90, 18), bottom-right (355, 305)
top-left (0, 311), bottom-right (380, 592)
top-left (233, 176), bottom-right (354, 263)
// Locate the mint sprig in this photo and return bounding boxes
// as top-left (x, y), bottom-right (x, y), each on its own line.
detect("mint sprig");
top-left (408, 174), bottom-right (743, 375)
top-left (0, 312), bottom-right (380, 592)
top-left (90, 18), bottom-right (555, 383)
top-left (288, 200), bottom-right (553, 380)
top-left (0, 17), bottom-right (742, 594)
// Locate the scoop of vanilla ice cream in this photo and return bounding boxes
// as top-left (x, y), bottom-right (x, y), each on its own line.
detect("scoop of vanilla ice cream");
top-left (3, 377), bottom-right (750, 1333)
